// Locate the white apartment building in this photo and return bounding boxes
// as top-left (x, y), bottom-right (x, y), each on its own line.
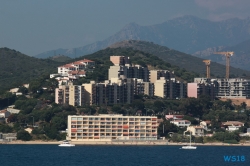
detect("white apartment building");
top-left (135, 79), bottom-right (154, 97)
top-left (55, 82), bottom-right (84, 106)
top-left (170, 120), bottom-right (191, 128)
top-left (154, 77), bottom-right (167, 98)
top-left (216, 78), bottom-right (250, 99)
top-left (67, 114), bottom-right (158, 141)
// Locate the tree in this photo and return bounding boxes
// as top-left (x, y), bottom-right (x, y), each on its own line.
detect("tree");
top-left (18, 86), bottom-right (28, 94)
top-left (17, 130), bottom-right (32, 141)
top-left (0, 124), bottom-right (13, 133)
top-left (7, 114), bottom-right (18, 123)
top-left (158, 121), bottom-right (178, 136)
top-left (183, 115), bottom-right (199, 125)
top-left (51, 116), bottom-right (67, 130)
top-left (41, 110), bottom-right (54, 122)
top-left (45, 126), bottom-right (58, 140)
top-left (32, 128), bottom-right (44, 135)
top-left (112, 105), bottom-right (122, 114)
top-left (131, 99), bottom-right (145, 110)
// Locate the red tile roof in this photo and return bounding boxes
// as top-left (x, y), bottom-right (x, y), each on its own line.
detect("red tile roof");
top-left (222, 121), bottom-right (244, 126)
top-left (0, 110), bottom-right (7, 113)
top-left (82, 59), bottom-right (94, 62)
top-left (171, 120), bottom-right (190, 122)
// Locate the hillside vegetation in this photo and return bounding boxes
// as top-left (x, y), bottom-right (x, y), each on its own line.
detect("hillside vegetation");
top-left (0, 48), bottom-right (61, 93)
top-left (109, 40), bottom-right (250, 78)
top-left (75, 47), bottom-right (199, 83)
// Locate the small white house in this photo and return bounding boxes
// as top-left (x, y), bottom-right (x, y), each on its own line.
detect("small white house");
top-left (0, 110), bottom-right (11, 118)
top-left (200, 120), bottom-right (211, 130)
top-left (9, 88), bottom-right (19, 93)
top-left (222, 121), bottom-right (244, 132)
top-left (170, 120), bottom-right (191, 128)
top-left (227, 125), bottom-right (241, 132)
top-left (186, 126), bottom-right (204, 136)
top-left (7, 108), bottom-right (20, 114)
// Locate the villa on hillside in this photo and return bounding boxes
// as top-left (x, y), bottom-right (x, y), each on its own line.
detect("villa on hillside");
top-left (0, 110), bottom-right (11, 118)
top-left (221, 121), bottom-right (244, 132)
top-left (165, 114), bottom-right (184, 120)
top-left (200, 120), bottom-right (211, 131)
top-left (170, 120), bottom-right (191, 128)
top-left (57, 59), bottom-right (95, 76)
top-left (186, 126), bottom-right (204, 136)
top-left (50, 59), bottom-right (95, 84)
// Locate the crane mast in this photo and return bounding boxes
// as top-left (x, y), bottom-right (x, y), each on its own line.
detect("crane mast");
top-left (214, 52), bottom-right (234, 79)
top-left (203, 60), bottom-right (211, 78)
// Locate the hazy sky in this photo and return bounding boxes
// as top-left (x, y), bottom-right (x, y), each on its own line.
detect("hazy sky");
top-left (1, 0), bottom-right (250, 56)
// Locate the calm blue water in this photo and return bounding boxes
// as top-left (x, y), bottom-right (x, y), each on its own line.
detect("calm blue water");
top-left (0, 145), bottom-right (249, 166)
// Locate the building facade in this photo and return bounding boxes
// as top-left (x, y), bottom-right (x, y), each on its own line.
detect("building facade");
top-left (170, 120), bottom-right (191, 128)
top-left (189, 78), bottom-right (250, 100)
top-left (57, 59), bottom-right (95, 76)
top-left (186, 126), bottom-right (204, 136)
top-left (55, 82), bottom-right (84, 106)
top-left (187, 78), bottom-right (218, 99)
top-left (135, 79), bottom-right (154, 97)
top-left (110, 56), bottom-right (130, 66)
top-left (216, 78), bottom-right (250, 99)
top-left (108, 64), bottom-right (149, 82)
top-left (149, 70), bottom-right (174, 83)
top-left (67, 114), bottom-right (158, 141)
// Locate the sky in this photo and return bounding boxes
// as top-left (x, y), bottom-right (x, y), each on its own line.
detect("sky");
top-left (1, 0), bottom-right (250, 56)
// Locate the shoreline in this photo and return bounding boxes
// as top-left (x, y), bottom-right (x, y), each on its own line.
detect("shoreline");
top-left (2, 140), bottom-right (250, 146)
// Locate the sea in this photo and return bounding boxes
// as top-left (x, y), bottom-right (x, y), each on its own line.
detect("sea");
top-left (0, 145), bottom-right (249, 166)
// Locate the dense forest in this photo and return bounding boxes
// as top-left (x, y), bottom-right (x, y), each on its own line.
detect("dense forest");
top-left (0, 48), bottom-right (62, 93)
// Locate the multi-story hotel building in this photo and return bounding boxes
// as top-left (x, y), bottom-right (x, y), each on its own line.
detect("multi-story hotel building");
top-left (56, 78), bottom-right (135, 106)
top-left (108, 64), bottom-right (149, 82)
top-left (82, 81), bottom-right (97, 105)
top-left (67, 114), bottom-right (158, 141)
top-left (110, 55), bottom-right (130, 66)
top-left (153, 77), bottom-right (186, 99)
top-left (216, 78), bottom-right (250, 99)
top-left (55, 82), bottom-right (84, 106)
top-left (188, 78), bottom-right (250, 100)
top-left (135, 79), bottom-right (154, 97)
top-left (149, 70), bottom-right (174, 83)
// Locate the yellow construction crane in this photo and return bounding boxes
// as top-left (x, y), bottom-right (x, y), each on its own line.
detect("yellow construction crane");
top-left (203, 60), bottom-right (211, 78)
top-left (214, 51), bottom-right (234, 79)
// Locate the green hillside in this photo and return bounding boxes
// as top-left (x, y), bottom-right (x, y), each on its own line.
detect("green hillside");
top-left (0, 48), bottom-right (61, 93)
top-left (109, 40), bottom-right (250, 78)
top-left (75, 47), bottom-right (199, 83)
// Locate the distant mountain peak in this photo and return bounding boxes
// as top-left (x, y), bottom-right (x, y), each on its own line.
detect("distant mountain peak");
top-left (123, 22), bottom-right (140, 28)
top-left (35, 15), bottom-right (250, 72)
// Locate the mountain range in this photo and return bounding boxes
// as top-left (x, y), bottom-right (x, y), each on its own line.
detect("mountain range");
top-left (35, 15), bottom-right (250, 71)
top-left (35, 16), bottom-right (249, 51)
